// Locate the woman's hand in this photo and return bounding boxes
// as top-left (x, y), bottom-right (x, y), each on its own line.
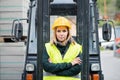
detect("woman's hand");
top-left (48, 58), bottom-right (52, 63)
top-left (71, 57), bottom-right (82, 66)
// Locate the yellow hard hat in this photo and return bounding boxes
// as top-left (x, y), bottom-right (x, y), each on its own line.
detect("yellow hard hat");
top-left (52, 17), bottom-right (72, 30)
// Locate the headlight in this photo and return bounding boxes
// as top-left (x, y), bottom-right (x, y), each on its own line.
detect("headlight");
top-left (91, 63), bottom-right (100, 71)
top-left (26, 63), bottom-right (34, 72)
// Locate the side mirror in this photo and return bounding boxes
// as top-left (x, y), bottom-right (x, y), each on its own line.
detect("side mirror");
top-left (50, 0), bottom-right (54, 2)
top-left (14, 23), bottom-right (23, 41)
top-left (73, 0), bottom-right (77, 2)
top-left (30, 0), bottom-right (35, 2)
top-left (102, 22), bottom-right (112, 41)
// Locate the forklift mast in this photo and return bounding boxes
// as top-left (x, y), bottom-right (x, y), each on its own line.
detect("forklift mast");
top-left (22, 0), bottom-right (104, 80)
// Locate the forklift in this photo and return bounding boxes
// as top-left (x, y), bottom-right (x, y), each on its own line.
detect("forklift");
top-left (13, 0), bottom-right (112, 80)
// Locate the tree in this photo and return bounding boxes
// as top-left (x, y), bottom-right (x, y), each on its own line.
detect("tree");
top-left (116, 0), bottom-right (120, 11)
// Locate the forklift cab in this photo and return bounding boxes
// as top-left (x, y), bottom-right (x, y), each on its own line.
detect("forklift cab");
top-left (21, 0), bottom-right (104, 80)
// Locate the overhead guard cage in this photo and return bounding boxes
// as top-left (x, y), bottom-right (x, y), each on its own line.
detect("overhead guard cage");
top-left (36, 0), bottom-right (101, 80)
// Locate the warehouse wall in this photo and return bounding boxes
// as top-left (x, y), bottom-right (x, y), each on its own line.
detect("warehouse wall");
top-left (0, 43), bottom-right (26, 80)
top-left (0, 0), bottom-right (29, 80)
top-left (0, 0), bottom-right (29, 36)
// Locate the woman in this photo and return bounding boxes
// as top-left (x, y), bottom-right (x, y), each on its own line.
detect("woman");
top-left (42, 17), bottom-right (82, 80)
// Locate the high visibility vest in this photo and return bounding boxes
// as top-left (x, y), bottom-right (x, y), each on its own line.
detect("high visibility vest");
top-left (44, 43), bottom-right (82, 80)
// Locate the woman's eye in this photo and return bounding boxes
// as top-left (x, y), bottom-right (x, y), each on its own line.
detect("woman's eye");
top-left (63, 30), bottom-right (67, 32)
top-left (57, 30), bottom-right (61, 32)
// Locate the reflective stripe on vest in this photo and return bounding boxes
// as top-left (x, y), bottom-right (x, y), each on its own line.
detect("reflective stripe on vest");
top-left (43, 71), bottom-right (80, 78)
top-left (43, 43), bottom-right (82, 80)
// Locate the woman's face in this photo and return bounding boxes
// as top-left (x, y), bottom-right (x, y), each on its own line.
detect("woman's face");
top-left (56, 26), bottom-right (68, 42)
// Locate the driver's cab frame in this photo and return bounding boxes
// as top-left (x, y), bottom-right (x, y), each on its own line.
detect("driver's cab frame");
top-left (21, 0), bottom-right (106, 80)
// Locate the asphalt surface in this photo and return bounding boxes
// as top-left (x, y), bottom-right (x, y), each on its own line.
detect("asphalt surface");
top-left (101, 50), bottom-right (120, 80)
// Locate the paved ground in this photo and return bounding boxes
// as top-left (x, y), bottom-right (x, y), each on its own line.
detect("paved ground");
top-left (101, 50), bottom-right (120, 80)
